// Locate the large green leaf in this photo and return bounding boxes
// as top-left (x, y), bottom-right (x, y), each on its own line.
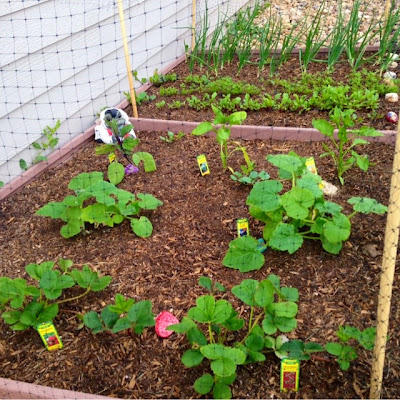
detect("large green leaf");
top-left (266, 154), bottom-right (303, 173)
top-left (100, 306), bottom-right (120, 328)
top-left (68, 172), bottom-right (104, 191)
top-left (223, 236), bottom-right (265, 272)
top-left (348, 197), bottom-right (387, 215)
top-left (107, 162), bottom-right (125, 185)
top-left (131, 152), bottom-right (156, 172)
top-left (127, 300), bottom-right (155, 334)
top-left (213, 382), bottom-right (232, 400)
top-left (281, 187), bottom-right (314, 220)
top-left (70, 265), bottom-right (111, 291)
top-left (194, 374), bottom-right (214, 395)
top-left (60, 219), bottom-right (82, 238)
top-left (323, 214), bottom-right (351, 243)
top-left (269, 223), bottom-right (303, 254)
top-left (211, 358), bottom-right (236, 377)
top-left (268, 302), bottom-right (298, 318)
top-left (254, 279), bottom-right (275, 307)
top-left (246, 181), bottom-right (282, 212)
top-left (25, 262), bottom-right (55, 280)
top-left (182, 349), bottom-right (204, 367)
top-left (36, 202), bottom-right (69, 221)
top-left (192, 122), bottom-right (213, 136)
top-left (188, 296), bottom-right (232, 324)
top-left (231, 279), bottom-right (258, 306)
top-left (137, 193), bottom-right (163, 210)
top-left (312, 119), bottom-right (335, 137)
top-left (228, 111), bottom-right (247, 125)
top-left (39, 270), bottom-right (75, 300)
top-left (0, 278), bottom-right (27, 309)
top-left (130, 216), bottom-right (153, 237)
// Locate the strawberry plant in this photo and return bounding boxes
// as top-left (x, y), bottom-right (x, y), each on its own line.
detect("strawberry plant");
top-left (36, 171), bottom-right (163, 238)
top-left (198, 276), bottom-right (226, 294)
top-left (95, 119), bottom-right (156, 185)
top-left (0, 259), bottom-right (111, 331)
top-left (191, 106), bottom-right (247, 170)
top-left (230, 170), bottom-right (270, 185)
top-left (312, 107), bottom-right (384, 184)
top-left (325, 325), bottom-right (376, 370)
top-left (159, 131), bottom-right (185, 143)
top-left (223, 153), bottom-right (387, 270)
top-left (168, 274), bottom-right (300, 399)
top-left (83, 294), bottom-right (155, 335)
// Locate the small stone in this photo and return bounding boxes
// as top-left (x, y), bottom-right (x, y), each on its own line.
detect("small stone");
top-left (321, 180), bottom-right (338, 196)
top-left (383, 71), bottom-right (397, 79)
top-left (389, 53), bottom-right (399, 61)
top-left (385, 93), bottom-right (399, 102)
top-left (384, 77), bottom-right (396, 86)
top-left (389, 61), bottom-right (398, 69)
top-left (385, 111), bottom-right (399, 123)
top-left (362, 244), bottom-right (381, 258)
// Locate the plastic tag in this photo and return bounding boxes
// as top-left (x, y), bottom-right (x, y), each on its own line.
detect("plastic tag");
top-left (197, 154), bottom-right (210, 176)
top-left (237, 218), bottom-right (249, 237)
top-left (280, 358), bottom-right (300, 392)
top-left (36, 322), bottom-right (63, 351)
top-left (108, 152), bottom-right (116, 163)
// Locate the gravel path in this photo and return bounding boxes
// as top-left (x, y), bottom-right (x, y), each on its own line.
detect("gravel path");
top-left (255, 0), bottom-right (399, 46)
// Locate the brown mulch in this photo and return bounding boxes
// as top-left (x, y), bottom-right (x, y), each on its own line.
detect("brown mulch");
top-left (1, 56), bottom-right (400, 399)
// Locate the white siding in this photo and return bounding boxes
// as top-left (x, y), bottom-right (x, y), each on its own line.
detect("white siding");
top-left (0, 0), bottom-right (252, 185)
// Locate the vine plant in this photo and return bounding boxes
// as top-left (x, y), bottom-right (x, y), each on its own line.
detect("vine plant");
top-left (223, 152), bottom-right (387, 272)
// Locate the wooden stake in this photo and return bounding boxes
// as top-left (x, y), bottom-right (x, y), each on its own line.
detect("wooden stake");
top-left (384, 0), bottom-right (391, 21)
top-left (369, 116), bottom-right (400, 399)
top-left (117, 0), bottom-right (138, 118)
top-left (191, 0), bottom-right (196, 51)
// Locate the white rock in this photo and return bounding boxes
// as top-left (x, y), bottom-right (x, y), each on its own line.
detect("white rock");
top-left (389, 61), bottom-right (398, 69)
top-left (385, 93), bottom-right (399, 102)
top-left (389, 53), bottom-right (400, 61)
top-left (321, 180), bottom-right (338, 196)
top-left (384, 71), bottom-right (397, 79)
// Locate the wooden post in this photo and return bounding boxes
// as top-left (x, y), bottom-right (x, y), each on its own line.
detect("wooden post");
top-left (384, 0), bottom-right (392, 21)
top-left (369, 117), bottom-right (400, 399)
top-left (117, 0), bottom-right (138, 118)
top-left (191, 0), bottom-right (196, 51)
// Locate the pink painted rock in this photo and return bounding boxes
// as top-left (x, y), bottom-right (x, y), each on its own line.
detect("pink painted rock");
top-left (386, 111), bottom-right (399, 123)
top-left (155, 311), bottom-right (179, 338)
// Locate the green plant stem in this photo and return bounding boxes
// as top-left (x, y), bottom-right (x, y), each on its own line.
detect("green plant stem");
top-left (248, 306), bottom-right (254, 334)
top-left (348, 211), bottom-right (357, 219)
top-left (239, 313), bottom-right (264, 345)
top-left (208, 323), bottom-right (214, 343)
top-left (57, 288), bottom-right (91, 305)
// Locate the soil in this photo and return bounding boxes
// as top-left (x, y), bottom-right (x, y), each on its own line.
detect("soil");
top-left (1, 56), bottom-right (400, 399)
top-left (133, 52), bottom-right (399, 131)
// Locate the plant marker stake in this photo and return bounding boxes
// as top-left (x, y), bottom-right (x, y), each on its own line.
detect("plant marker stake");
top-left (36, 322), bottom-right (63, 351)
top-left (237, 218), bottom-right (249, 237)
top-left (117, 0), bottom-right (138, 118)
top-left (280, 358), bottom-right (300, 392)
top-left (370, 111), bottom-right (400, 399)
top-left (191, 0), bottom-right (196, 51)
top-left (197, 154), bottom-right (210, 176)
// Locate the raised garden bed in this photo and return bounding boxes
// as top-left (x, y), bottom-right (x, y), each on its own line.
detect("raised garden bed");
top-left (1, 125), bottom-right (399, 398)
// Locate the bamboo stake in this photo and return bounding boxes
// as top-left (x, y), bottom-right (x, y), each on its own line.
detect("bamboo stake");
top-left (384, 0), bottom-right (391, 21)
top-left (369, 117), bottom-right (400, 399)
top-left (191, 0), bottom-right (196, 51)
top-left (117, 0), bottom-right (138, 118)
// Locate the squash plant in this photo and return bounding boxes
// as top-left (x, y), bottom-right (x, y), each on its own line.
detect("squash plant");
top-left (168, 274), bottom-right (300, 399)
top-left (36, 171), bottom-right (163, 238)
top-left (223, 152), bottom-right (387, 271)
top-left (0, 259), bottom-right (111, 331)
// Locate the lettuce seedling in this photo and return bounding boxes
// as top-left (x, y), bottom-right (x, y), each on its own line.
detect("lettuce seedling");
top-left (36, 171), bottom-right (163, 238)
top-left (312, 107), bottom-right (384, 185)
top-left (0, 259), bottom-right (111, 331)
top-left (83, 294), bottom-right (155, 335)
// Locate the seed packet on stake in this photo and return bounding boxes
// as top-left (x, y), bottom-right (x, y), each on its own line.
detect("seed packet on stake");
top-left (36, 322), bottom-right (63, 351)
top-left (280, 358), bottom-right (300, 392)
top-left (237, 218), bottom-right (249, 237)
top-left (197, 154), bottom-right (210, 176)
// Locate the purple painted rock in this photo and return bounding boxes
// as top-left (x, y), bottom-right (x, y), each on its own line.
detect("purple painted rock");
top-left (155, 311), bottom-right (179, 338)
top-left (386, 111), bottom-right (399, 123)
top-left (125, 164), bottom-right (139, 175)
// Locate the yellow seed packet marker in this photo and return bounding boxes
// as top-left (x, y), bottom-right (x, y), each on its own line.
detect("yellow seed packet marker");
top-left (108, 152), bottom-right (116, 163)
top-left (280, 358), bottom-right (300, 392)
top-left (305, 157), bottom-right (325, 189)
top-left (36, 322), bottom-right (63, 351)
top-left (197, 154), bottom-right (210, 176)
top-left (237, 218), bottom-right (249, 237)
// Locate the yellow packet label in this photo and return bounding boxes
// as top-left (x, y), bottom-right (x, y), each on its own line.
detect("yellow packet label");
top-left (305, 157), bottom-right (325, 189)
top-left (237, 218), bottom-right (249, 237)
top-left (108, 152), bottom-right (116, 163)
top-left (36, 322), bottom-right (63, 351)
top-left (197, 154), bottom-right (210, 176)
top-left (280, 358), bottom-right (300, 392)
